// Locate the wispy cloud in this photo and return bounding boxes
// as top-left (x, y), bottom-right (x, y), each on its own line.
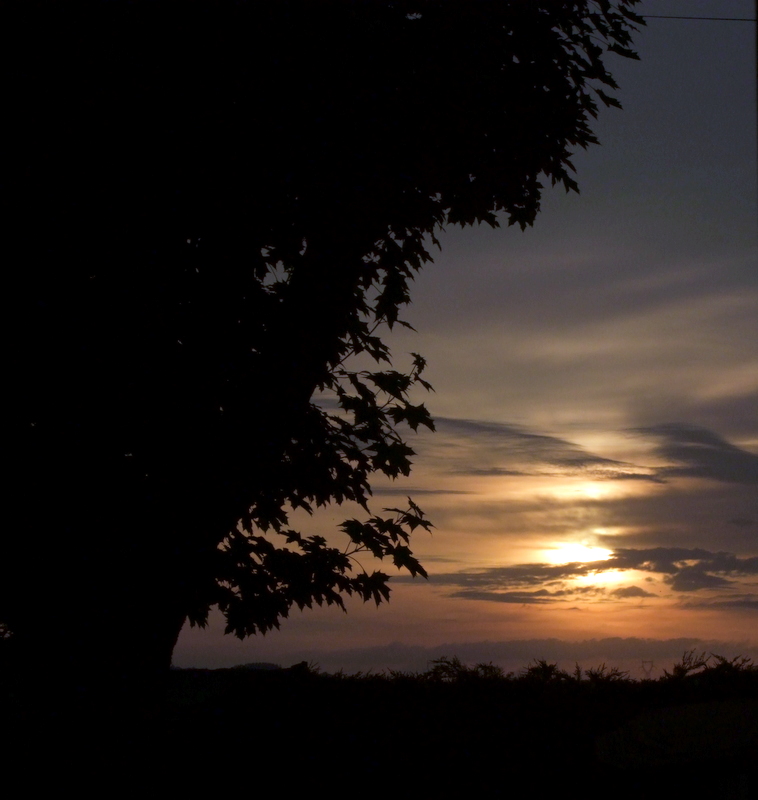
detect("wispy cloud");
top-left (373, 487), bottom-right (474, 496)
top-left (729, 517), bottom-right (756, 528)
top-left (452, 585), bottom-right (606, 604)
top-left (634, 423), bottom-right (758, 485)
top-left (432, 417), bottom-right (758, 487)
top-left (610, 586), bottom-right (656, 598)
top-left (417, 547), bottom-right (758, 605)
top-left (608, 548), bottom-right (758, 576)
top-left (432, 416), bottom-right (658, 481)
top-left (681, 596), bottom-right (758, 611)
top-left (428, 561), bottom-right (603, 589)
top-left (666, 567), bottom-right (731, 592)
top-left (449, 589), bottom-right (557, 605)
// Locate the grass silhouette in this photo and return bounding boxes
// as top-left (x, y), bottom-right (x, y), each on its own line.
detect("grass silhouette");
top-left (3, 651), bottom-right (755, 796)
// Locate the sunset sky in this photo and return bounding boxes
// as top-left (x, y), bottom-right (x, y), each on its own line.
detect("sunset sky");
top-left (174, 0), bottom-right (757, 677)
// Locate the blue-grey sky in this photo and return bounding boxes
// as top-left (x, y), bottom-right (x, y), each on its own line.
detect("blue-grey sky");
top-left (175, 1), bottom-right (757, 676)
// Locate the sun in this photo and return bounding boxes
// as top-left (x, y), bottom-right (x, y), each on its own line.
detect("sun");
top-left (545, 543), bottom-right (613, 565)
top-left (581, 483), bottom-right (607, 500)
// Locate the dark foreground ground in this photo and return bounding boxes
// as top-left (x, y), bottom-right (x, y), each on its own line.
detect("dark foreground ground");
top-left (3, 655), bottom-right (757, 797)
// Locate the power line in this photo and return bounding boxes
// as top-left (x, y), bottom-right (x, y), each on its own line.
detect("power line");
top-left (642, 15), bottom-right (755, 20)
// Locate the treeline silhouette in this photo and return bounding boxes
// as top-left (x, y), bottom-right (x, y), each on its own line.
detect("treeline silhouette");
top-left (4, 651), bottom-right (755, 796)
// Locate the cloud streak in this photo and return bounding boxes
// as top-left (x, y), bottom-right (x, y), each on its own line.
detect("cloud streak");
top-left (610, 586), bottom-right (655, 599)
top-left (418, 547), bottom-right (758, 605)
top-left (635, 424), bottom-right (758, 485)
top-left (422, 417), bottom-right (758, 488)
top-left (432, 416), bottom-right (661, 482)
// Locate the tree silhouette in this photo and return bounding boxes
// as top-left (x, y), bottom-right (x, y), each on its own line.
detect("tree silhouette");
top-left (4, 0), bottom-right (642, 704)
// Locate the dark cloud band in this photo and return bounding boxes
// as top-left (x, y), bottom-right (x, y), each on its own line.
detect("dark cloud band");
top-left (415, 546), bottom-right (758, 604)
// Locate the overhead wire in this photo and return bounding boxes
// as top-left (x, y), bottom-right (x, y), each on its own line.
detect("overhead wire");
top-left (641, 15), bottom-right (755, 20)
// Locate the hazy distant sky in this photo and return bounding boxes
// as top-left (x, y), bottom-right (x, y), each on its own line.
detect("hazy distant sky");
top-left (175, 0), bottom-right (757, 676)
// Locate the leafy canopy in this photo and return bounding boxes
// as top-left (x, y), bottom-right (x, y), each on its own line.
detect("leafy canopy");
top-left (7, 1), bottom-right (643, 648)
top-left (201, 0), bottom-right (644, 636)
